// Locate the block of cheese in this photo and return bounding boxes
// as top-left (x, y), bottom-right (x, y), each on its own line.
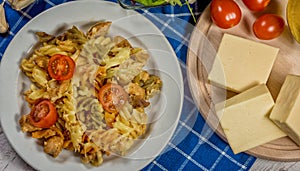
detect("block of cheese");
top-left (270, 74), bottom-right (300, 146)
top-left (208, 34), bottom-right (279, 92)
top-left (216, 84), bottom-right (286, 154)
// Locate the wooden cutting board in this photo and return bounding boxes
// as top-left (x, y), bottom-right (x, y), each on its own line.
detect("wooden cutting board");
top-left (187, 0), bottom-right (300, 161)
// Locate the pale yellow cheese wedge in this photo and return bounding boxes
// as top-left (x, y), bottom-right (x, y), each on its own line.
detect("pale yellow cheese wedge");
top-left (270, 74), bottom-right (300, 146)
top-left (216, 84), bottom-right (286, 154)
top-left (208, 34), bottom-right (279, 92)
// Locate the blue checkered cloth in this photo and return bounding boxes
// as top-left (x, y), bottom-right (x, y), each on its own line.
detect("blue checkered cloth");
top-left (0, 0), bottom-right (256, 170)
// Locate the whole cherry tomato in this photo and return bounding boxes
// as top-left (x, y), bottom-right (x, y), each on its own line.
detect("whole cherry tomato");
top-left (253, 14), bottom-right (285, 40)
top-left (210, 0), bottom-right (242, 29)
top-left (242, 0), bottom-right (271, 11)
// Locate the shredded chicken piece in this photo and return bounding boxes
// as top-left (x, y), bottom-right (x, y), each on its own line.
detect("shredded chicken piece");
top-left (44, 136), bottom-right (64, 158)
top-left (128, 83), bottom-right (145, 99)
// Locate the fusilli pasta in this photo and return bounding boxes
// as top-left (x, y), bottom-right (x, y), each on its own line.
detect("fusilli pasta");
top-left (19, 21), bottom-right (162, 167)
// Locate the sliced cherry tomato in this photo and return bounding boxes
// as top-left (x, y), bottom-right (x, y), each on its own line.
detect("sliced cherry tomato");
top-left (210, 0), bottom-right (242, 29)
top-left (28, 100), bottom-right (58, 128)
top-left (98, 83), bottom-right (128, 113)
top-left (253, 14), bottom-right (285, 40)
top-left (242, 0), bottom-right (271, 12)
top-left (48, 54), bottom-right (75, 81)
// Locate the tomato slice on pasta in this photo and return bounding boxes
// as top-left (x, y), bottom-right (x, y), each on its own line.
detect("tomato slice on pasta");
top-left (48, 54), bottom-right (75, 81)
top-left (98, 83), bottom-right (128, 113)
top-left (28, 100), bottom-right (58, 128)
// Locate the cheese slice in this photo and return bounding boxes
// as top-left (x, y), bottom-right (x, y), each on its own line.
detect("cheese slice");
top-left (216, 84), bottom-right (286, 154)
top-left (208, 34), bottom-right (279, 92)
top-left (270, 74), bottom-right (300, 146)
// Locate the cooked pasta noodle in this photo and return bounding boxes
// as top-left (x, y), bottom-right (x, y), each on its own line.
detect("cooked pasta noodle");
top-left (19, 21), bottom-right (162, 167)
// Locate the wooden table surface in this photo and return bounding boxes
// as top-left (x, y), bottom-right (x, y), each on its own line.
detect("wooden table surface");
top-left (1, 124), bottom-right (300, 171)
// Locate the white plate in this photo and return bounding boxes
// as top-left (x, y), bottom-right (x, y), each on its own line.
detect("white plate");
top-left (0, 1), bottom-right (184, 170)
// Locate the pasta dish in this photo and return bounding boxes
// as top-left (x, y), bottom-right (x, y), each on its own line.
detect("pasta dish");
top-left (18, 21), bottom-right (162, 166)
